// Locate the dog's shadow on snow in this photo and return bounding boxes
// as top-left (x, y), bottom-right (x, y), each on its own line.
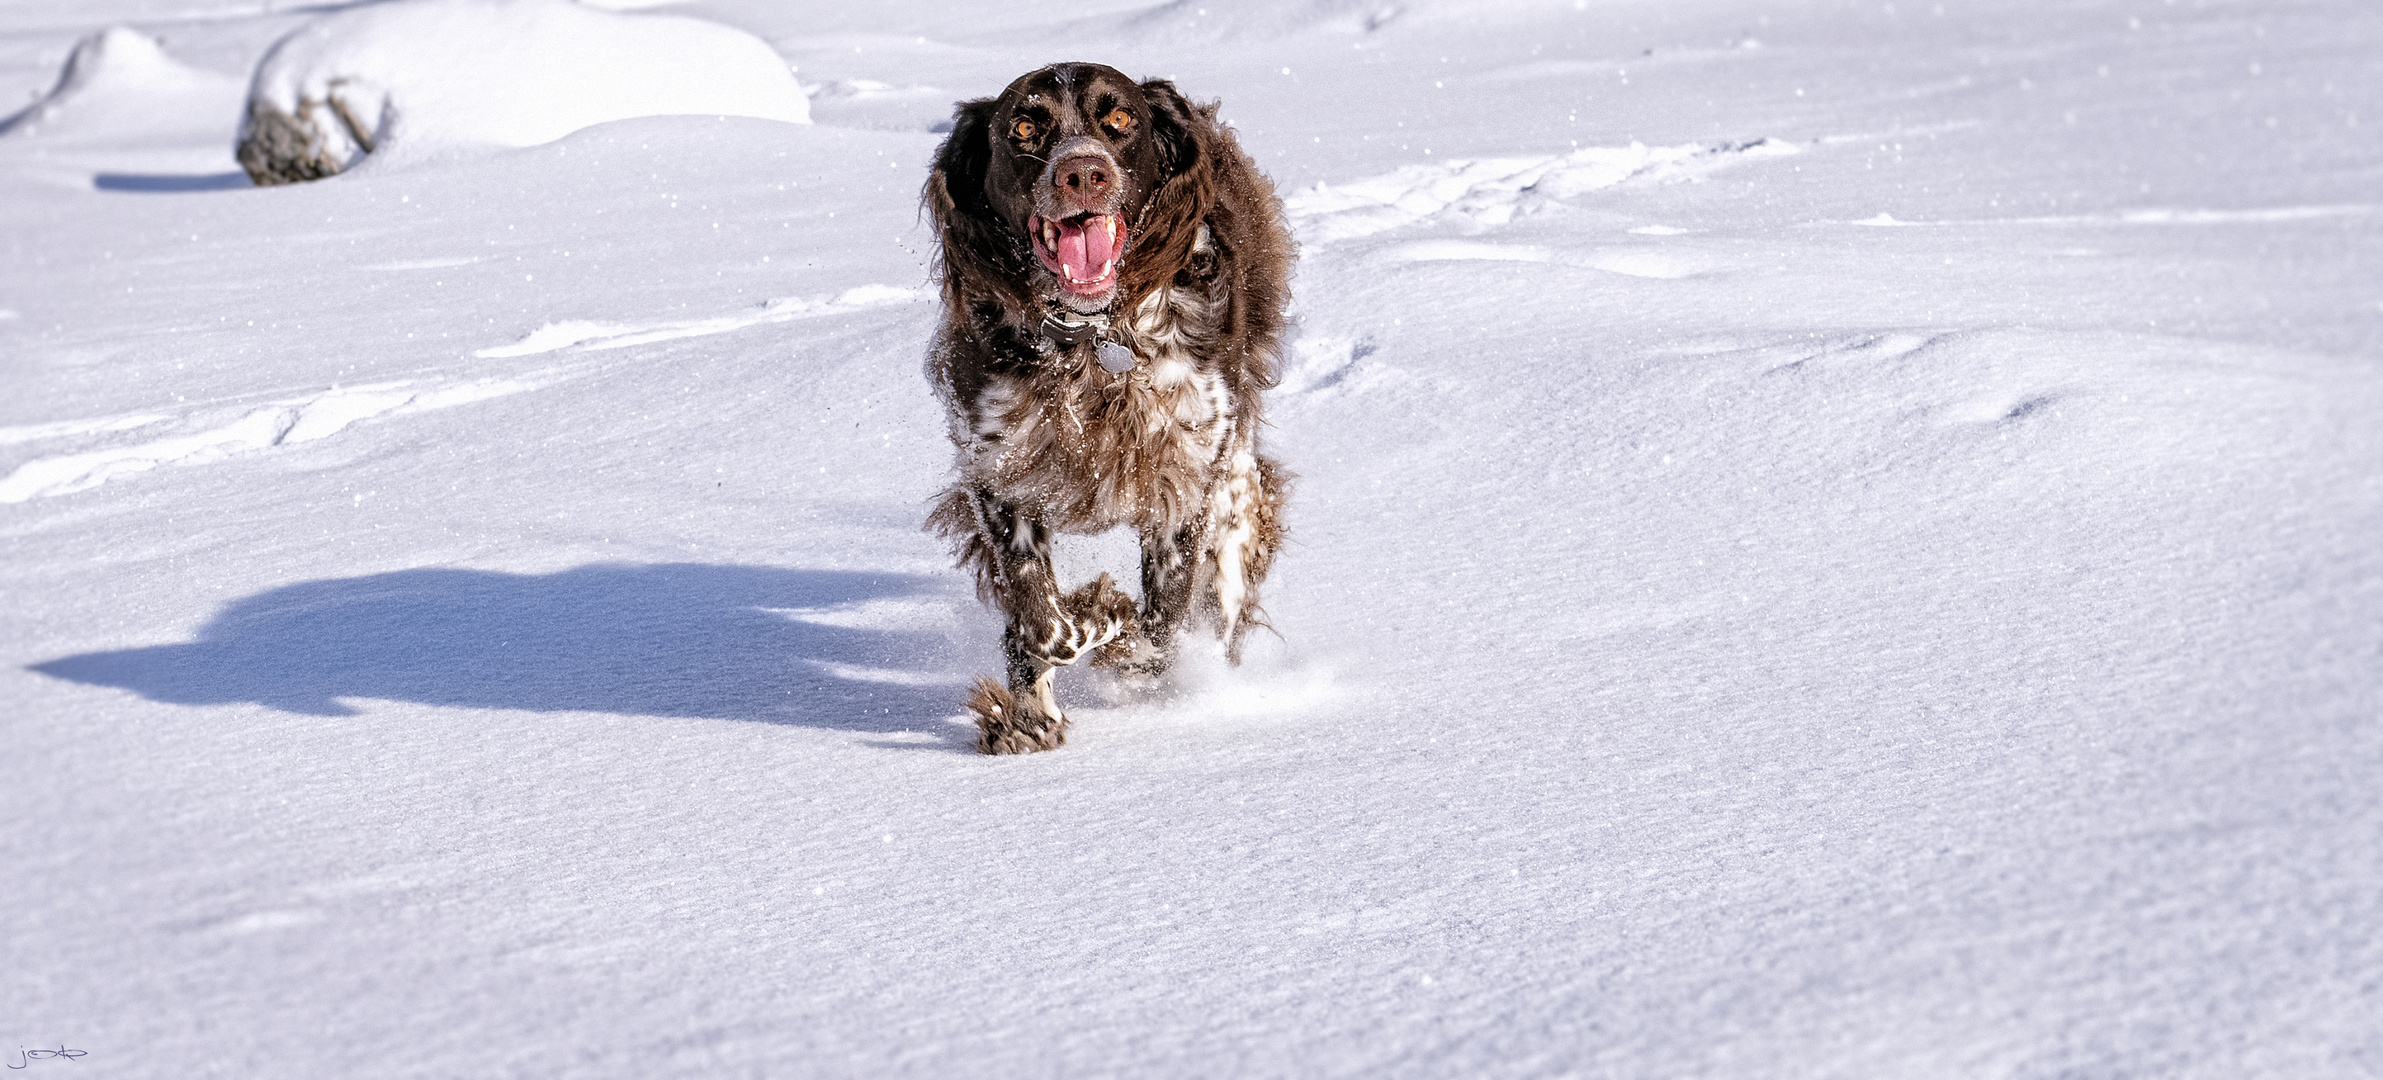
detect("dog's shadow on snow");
top-left (32, 563), bottom-right (984, 748)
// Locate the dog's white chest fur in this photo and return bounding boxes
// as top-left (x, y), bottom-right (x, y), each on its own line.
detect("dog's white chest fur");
top-left (955, 280), bottom-right (1242, 534)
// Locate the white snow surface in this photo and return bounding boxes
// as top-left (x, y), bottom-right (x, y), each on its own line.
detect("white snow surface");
top-left (0, 24), bottom-right (246, 182)
top-left (3, 0), bottom-right (2380, 1077)
top-left (0, 26), bottom-right (237, 140)
top-left (244, 0), bottom-right (808, 170)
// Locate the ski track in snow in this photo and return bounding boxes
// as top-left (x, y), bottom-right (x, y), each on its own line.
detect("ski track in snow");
top-left (0, 377), bottom-right (538, 503)
top-left (475, 282), bottom-right (923, 358)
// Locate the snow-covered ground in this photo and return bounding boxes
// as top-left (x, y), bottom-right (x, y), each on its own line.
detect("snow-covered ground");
top-left (236, 0), bottom-right (809, 183)
top-left (4, 1), bottom-right (2379, 1076)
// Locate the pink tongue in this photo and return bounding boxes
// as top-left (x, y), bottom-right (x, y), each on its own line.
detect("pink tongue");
top-left (1054, 216), bottom-right (1117, 281)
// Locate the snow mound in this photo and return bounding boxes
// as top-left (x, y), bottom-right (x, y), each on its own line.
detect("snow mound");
top-left (0, 26), bottom-right (244, 143)
top-left (236, 0), bottom-right (809, 185)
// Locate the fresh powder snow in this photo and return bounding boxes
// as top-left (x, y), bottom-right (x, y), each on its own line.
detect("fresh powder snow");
top-left (2, 0), bottom-right (2378, 1077)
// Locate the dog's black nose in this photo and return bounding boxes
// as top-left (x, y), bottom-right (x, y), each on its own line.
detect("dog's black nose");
top-left (1055, 154), bottom-right (1112, 198)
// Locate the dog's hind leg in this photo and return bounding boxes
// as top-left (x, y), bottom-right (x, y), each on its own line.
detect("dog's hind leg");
top-left (958, 491), bottom-right (1133, 753)
top-left (1096, 520), bottom-right (1201, 682)
top-left (1207, 448), bottom-right (1291, 664)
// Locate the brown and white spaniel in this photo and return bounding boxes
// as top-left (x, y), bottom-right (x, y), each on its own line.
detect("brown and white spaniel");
top-left (922, 63), bottom-right (1295, 754)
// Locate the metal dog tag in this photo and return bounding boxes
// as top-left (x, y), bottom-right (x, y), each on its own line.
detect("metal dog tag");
top-left (1095, 340), bottom-right (1136, 373)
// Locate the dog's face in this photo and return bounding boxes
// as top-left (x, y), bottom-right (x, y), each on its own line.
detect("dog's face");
top-left (975, 63), bottom-right (1168, 309)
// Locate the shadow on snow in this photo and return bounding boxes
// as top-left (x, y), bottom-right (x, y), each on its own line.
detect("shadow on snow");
top-left (31, 563), bottom-right (977, 737)
top-left (92, 171), bottom-right (252, 192)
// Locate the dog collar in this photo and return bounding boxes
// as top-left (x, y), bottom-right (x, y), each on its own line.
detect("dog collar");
top-left (1040, 308), bottom-right (1137, 373)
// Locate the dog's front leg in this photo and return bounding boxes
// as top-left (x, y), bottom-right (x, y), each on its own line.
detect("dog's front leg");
top-left (963, 492), bottom-right (1133, 754)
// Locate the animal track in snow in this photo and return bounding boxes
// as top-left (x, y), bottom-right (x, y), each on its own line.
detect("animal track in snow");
top-left (190, 909), bottom-right (326, 936)
top-left (1932, 389), bottom-right (2065, 427)
top-left (1388, 239), bottom-right (1709, 279)
top-left (1283, 138), bottom-right (1798, 246)
top-left (1756, 331), bottom-right (1944, 376)
top-left (476, 283), bottom-right (922, 358)
top-left (0, 377), bottom-right (536, 503)
top-left (803, 78), bottom-right (940, 102)
top-left (1840, 204), bottom-right (2377, 228)
top-left (1719, 331), bottom-right (2072, 431)
top-left (1279, 335), bottom-right (1394, 396)
top-left (359, 256), bottom-right (481, 271)
top-left (0, 411), bottom-right (173, 447)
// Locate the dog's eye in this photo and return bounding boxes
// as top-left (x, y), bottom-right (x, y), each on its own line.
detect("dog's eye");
top-left (1104, 108), bottom-right (1134, 133)
top-left (1010, 118), bottom-right (1038, 141)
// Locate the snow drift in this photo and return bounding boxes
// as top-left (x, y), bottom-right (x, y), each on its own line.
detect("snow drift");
top-left (0, 26), bottom-right (243, 143)
top-left (236, 0), bottom-right (810, 185)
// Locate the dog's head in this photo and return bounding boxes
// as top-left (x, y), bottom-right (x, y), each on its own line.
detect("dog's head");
top-left (928, 63), bottom-right (1210, 314)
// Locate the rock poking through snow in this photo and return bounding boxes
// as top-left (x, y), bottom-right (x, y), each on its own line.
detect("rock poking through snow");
top-left (236, 0), bottom-right (810, 185)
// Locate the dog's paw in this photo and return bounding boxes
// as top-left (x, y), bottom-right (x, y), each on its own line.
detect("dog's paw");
top-left (1067, 571), bottom-right (1138, 632)
top-left (1090, 628), bottom-right (1176, 691)
top-left (1037, 573), bottom-right (1136, 666)
top-left (968, 677), bottom-right (1068, 754)
top-left (1090, 629), bottom-right (1155, 671)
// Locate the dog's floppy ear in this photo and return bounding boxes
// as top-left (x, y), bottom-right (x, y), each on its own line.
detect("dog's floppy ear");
top-left (1140, 78), bottom-right (1206, 180)
top-left (926, 96), bottom-right (1030, 310)
top-left (1135, 77), bottom-right (1296, 393)
top-left (1120, 79), bottom-right (1217, 298)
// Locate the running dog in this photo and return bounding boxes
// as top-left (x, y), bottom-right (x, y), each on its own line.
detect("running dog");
top-left (922, 63), bottom-right (1294, 754)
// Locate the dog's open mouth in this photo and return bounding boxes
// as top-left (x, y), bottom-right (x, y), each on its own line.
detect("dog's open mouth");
top-left (1030, 212), bottom-right (1124, 298)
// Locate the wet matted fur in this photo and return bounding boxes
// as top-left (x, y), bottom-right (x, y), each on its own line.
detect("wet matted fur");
top-left (922, 63), bottom-right (1295, 754)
